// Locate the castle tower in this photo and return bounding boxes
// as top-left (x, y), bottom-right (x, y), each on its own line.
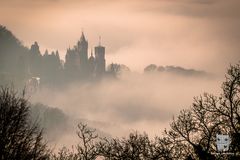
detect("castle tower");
top-left (65, 48), bottom-right (80, 73)
top-left (94, 37), bottom-right (106, 77)
top-left (77, 32), bottom-right (88, 74)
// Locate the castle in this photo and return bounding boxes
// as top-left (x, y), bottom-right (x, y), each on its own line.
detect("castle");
top-left (64, 32), bottom-right (106, 79)
top-left (0, 25), bottom-right (112, 88)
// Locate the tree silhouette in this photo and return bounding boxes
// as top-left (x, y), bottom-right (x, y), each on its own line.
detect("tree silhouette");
top-left (144, 64), bottom-right (157, 73)
top-left (163, 63), bottom-right (240, 159)
top-left (76, 123), bottom-right (98, 160)
top-left (97, 132), bottom-right (153, 159)
top-left (107, 63), bottom-right (130, 78)
top-left (0, 25), bottom-right (29, 87)
top-left (0, 87), bottom-right (49, 160)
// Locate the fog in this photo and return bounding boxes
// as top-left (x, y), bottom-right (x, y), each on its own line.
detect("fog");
top-left (30, 72), bottom-right (223, 147)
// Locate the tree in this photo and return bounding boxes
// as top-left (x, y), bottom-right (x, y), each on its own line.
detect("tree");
top-left (76, 123), bottom-right (98, 160)
top-left (0, 25), bottom-right (29, 87)
top-left (144, 64), bottom-right (157, 73)
top-left (51, 147), bottom-right (77, 160)
top-left (97, 132), bottom-right (149, 159)
top-left (167, 100), bottom-right (220, 159)
top-left (0, 87), bottom-right (49, 160)
top-left (164, 62), bottom-right (240, 159)
top-left (97, 131), bottom-right (175, 160)
top-left (221, 64), bottom-right (240, 150)
top-left (51, 123), bottom-right (99, 160)
top-left (107, 63), bottom-right (130, 78)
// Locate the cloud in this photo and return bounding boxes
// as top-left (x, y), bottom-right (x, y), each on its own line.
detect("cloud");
top-left (30, 72), bottom-right (222, 138)
top-left (114, 103), bottom-right (169, 122)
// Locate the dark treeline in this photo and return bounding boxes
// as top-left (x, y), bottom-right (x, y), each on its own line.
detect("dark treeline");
top-left (0, 26), bottom-right (63, 88)
top-left (1, 62), bottom-right (240, 159)
top-left (144, 64), bottom-right (207, 77)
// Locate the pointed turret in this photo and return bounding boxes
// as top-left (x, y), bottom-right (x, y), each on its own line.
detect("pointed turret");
top-left (88, 48), bottom-right (95, 75)
top-left (56, 50), bottom-right (60, 59)
top-left (77, 31), bottom-right (88, 74)
top-left (44, 50), bottom-right (49, 56)
top-left (30, 41), bottom-right (41, 56)
top-left (80, 32), bottom-right (87, 42)
top-left (89, 48), bottom-right (95, 61)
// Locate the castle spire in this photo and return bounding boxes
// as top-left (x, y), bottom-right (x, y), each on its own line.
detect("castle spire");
top-left (80, 31), bottom-right (87, 42)
top-left (89, 48), bottom-right (95, 61)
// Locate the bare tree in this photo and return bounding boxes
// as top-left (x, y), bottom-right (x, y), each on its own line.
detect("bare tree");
top-left (97, 132), bottom-right (151, 159)
top-left (219, 63), bottom-right (240, 152)
top-left (76, 123), bottom-right (98, 160)
top-left (97, 131), bottom-right (175, 160)
top-left (189, 63), bottom-right (240, 156)
top-left (168, 97), bottom-right (220, 160)
top-left (51, 147), bottom-right (78, 160)
top-left (107, 63), bottom-right (130, 78)
top-left (164, 63), bottom-right (240, 159)
top-left (0, 86), bottom-right (49, 160)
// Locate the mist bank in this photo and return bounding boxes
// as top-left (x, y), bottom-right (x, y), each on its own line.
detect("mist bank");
top-left (30, 103), bottom-right (111, 149)
top-left (30, 71), bottom-right (223, 145)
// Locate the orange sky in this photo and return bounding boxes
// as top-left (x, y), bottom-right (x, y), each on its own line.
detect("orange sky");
top-left (1, 0), bottom-right (240, 73)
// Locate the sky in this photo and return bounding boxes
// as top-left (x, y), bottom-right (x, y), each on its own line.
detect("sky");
top-left (0, 0), bottom-right (240, 73)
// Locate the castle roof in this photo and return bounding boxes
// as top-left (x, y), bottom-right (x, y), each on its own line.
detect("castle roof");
top-left (80, 32), bottom-right (87, 42)
top-left (89, 49), bottom-right (95, 61)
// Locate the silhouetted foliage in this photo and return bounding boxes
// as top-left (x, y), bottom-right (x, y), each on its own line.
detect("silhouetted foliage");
top-left (0, 25), bottom-right (29, 87)
top-left (51, 123), bottom-right (99, 160)
top-left (163, 63), bottom-right (240, 159)
top-left (107, 63), bottom-right (130, 78)
top-left (144, 64), bottom-right (158, 73)
top-left (76, 123), bottom-right (99, 160)
top-left (144, 64), bottom-right (207, 77)
top-left (0, 86), bottom-right (49, 160)
top-left (30, 103), bottom-right (69, 140)
top-left (51, 147), bottom-right (77, 160)
top-left (97, 132), bottom-right (166, 160)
